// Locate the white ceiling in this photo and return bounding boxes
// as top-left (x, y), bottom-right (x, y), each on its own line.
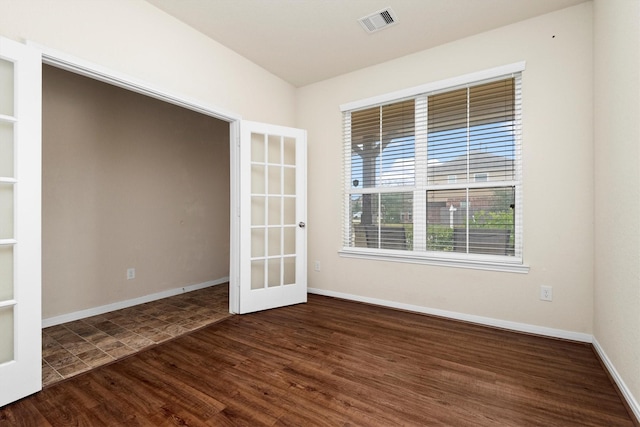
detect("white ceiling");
top-left (145, 0), bottom-right (587, 87)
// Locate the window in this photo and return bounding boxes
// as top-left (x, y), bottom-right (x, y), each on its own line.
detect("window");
top-left (341, 65), bottom-right (524, 270)
top-left (474, 173), bottom-right (488, 182)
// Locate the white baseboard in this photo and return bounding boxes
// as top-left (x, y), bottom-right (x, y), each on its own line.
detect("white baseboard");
top-left (592, 337), bottom-right (640, 423)
top-left (307, 287), bottom-right (593, 343)
top-left (42, 277), bottom-right (229, 328)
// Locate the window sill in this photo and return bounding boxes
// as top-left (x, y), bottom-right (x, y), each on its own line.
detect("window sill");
top-left (338, 248), bottom-right (530, 274)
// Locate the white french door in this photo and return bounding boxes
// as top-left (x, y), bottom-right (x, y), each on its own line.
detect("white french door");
top-left (239, 121), bottom-right (306, 314)
top-left (0, 37), bottom-right (42, 407)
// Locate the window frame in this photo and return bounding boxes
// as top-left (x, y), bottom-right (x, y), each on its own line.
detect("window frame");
top-left (339, 62), bottom-right (529, 273)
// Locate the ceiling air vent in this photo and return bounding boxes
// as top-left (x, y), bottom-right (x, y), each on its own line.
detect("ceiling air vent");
top-left (358, 7), bottom-right (398, 33)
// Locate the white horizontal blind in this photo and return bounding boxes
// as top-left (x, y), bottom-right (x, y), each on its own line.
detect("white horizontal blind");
top-left (427, 79), bottom-right (516, 185)
top-left (346, 99), bottom-right (417, 250)
top-left (343, 73), bottom-right (522, 262)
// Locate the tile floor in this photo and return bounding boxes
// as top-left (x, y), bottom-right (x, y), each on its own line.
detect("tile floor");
top-left (41, 284), bottom-right (231, 387)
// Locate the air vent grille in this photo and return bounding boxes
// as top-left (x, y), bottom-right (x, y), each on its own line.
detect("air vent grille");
top-left (358, 7), bottom-right (398, 33)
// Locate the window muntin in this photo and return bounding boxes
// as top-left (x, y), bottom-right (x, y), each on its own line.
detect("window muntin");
top-left (343, 74), bottom-right (522, 264)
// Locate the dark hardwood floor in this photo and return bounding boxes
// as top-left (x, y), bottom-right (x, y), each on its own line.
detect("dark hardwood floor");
top-left (1, 295), bottom-right (635, 426)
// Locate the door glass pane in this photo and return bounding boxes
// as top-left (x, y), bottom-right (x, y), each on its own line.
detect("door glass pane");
top-left (268, 197), bottom-right (281, 226)
top-left (251, 133), bottom-right (265, 162)
top-left (284, 197), bottom-right (295, 225)
top-left (283, 227), bottom-right (295, 255)
top-left (0, 246), bottom-right (13, 300)
top-left (283, 137), bottom-right (295, 165)
top-left (0, 306), bottom-right (14, 364)
top-left (268, 166), bottom-right (281, 195)
top-left (268, 227), bottom-right (281, 256)
top-left (251, 165), bottom-right (265, 194)
top-left (268, 258), bottom-right (281, 287)
top-left (0, 183), bottom-right (14, 239)
top-left (283, 167), bottom-right (295, 195)
top-left (0, 121), bottom-right (14, 177)
top-left (268, 135), bottom-right (281, 164)
top-left (283, 256), bottom-right (295, 285)
top-left (0, 59), bottom-right (14, 117)
top-left (251, 228), bottom-right (265, 257)
top-left (251, 260), bottom-right (265, 290)
top-left (251, 196), bottom-right (265, 226)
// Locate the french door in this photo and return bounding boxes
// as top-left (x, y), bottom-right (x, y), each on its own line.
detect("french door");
top-left (239, 121), bottom-right (307, 314)
top-left (0, 37), bottom-right (42, 407)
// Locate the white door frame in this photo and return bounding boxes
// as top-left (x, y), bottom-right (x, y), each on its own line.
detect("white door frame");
top-left (29, 42), bottom-right (244, 314)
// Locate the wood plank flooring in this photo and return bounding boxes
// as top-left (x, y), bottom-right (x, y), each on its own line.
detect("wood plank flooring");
top-left (1, 294), bottom-right (635, 426)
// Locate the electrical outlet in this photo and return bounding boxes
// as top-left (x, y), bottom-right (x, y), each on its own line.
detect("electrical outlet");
top-left (540, 285), bottom-right (552, 301)
top-left (314, 261), bottom-right (321, 272)
top-left (127, 268), bottom-right (136, 280)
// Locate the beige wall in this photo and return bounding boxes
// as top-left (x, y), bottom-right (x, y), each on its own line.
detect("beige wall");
top-left (42, 65), bottom-right (230, 318)
top-left (0, 0), bottom-right (296, 127)
top-left (593, 0), bottom-right (640, 411)
top-left (298, 3), bottom-right (595, 333)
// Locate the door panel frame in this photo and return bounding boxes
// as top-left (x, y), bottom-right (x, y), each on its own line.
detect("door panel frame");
top-left (0, 36), bottom-right (43, 408)
top-left (238, 121), bottom-right (307, 314)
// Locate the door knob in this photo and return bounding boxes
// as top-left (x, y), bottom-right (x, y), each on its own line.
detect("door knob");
top-left (299, 222), bottom-right (306, 228)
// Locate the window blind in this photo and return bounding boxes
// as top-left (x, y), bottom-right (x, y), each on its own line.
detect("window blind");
top-left (347, 99), bottom-right (417, 250)
top-left (343, 73), bottom-right (522, 262)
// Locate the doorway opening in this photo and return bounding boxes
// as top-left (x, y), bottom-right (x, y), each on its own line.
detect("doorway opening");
top-left (40, 57), bottom-right (239, 384)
